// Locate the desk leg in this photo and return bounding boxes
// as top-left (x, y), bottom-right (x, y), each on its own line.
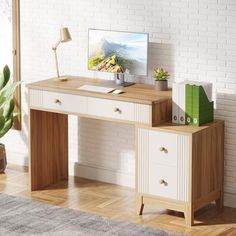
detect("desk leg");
top-left (29, 109), bottom-right (68, 191)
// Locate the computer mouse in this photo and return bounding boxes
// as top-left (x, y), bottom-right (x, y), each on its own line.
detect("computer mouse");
top-left (112, 89), bottom-right (124, 94)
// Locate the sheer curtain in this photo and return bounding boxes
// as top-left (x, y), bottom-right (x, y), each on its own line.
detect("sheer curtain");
top-left (0, 0), bottom-right (13, 71)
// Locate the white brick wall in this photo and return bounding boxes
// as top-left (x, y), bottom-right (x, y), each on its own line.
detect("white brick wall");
top-left (2, 0), bottom-right (236, 207)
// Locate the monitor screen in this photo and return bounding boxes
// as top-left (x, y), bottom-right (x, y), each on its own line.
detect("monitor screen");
top-left (88, 29), bottom-right (148, 76)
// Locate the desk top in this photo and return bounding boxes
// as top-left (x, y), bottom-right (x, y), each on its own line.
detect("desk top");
top-left (138, 120), bottom-right (224, 135)
top-left (27, 76), bottom-right (172, 105)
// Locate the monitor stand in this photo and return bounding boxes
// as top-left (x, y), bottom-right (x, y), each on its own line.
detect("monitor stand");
top-left (114, 73), bottom-right (135, 87)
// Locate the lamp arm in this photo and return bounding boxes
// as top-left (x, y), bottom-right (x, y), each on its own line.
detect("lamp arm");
top-left (52, 39), bottom-right (61, 50)
top-left (53, 48), bottom-right (60, 78)
top-left (52, 39), bottom-right (61, 78)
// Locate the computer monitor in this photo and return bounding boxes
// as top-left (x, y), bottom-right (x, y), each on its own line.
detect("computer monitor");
top-left (88, 29), bottom-right (148, 87)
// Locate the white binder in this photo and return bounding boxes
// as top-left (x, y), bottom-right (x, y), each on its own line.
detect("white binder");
top-left (172, 83), bottom-right (179, 124)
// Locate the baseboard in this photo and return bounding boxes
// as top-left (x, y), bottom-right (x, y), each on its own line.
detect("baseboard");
top-left (69, 162), bottom-right (135, 188)
top-left (224, 192), bottom-right (236, 208)
top-left (6, 151), bottom-right (28, 167)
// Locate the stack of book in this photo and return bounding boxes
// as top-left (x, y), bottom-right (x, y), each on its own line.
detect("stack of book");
top-left (172, 81), bottom-right (214, 126)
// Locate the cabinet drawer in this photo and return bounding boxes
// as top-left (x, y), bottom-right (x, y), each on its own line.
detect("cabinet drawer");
top-left (149, 130), bottom-right (178, 167)
top-left (30, 89), bottom-right (87, 114)
top-left (87, 97), bottom-right (134, 121)
top-left (149, 163), bottom-right (177, 200)
top-left (42, 91), bottom-right (87, 114)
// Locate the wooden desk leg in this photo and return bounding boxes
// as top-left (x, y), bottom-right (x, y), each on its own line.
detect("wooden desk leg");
top-left (216, 190), bottom-right (224, 211)
top-left (29, 109), bottom-right (68, 191)
top-left (184, 205), bottom-right (194, 227)
top-left (136, 195), bottom-right (144, 215)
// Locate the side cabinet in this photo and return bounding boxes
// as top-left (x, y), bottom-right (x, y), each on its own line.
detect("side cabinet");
top-left (136, 121), bottom-right (224, 227)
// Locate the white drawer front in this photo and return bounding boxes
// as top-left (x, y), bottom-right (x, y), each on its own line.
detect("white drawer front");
top-left (29, 90), bottom-right (151, 124)
top-left (149, 130), bottom-right (178, 167)
top-left (30, 89), bottom-right (87, 114)
top-left (43, 91), bottom-right (87, 114)
top-left (87, 97), bottom-right (134, 121)
top-left (149, 163), bottom-right (177, 200)
top-left (137, 128), bottom-right (190, 202)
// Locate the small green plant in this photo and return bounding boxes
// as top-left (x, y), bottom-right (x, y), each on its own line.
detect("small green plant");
top-left (153, 68), bottom-right (170, 81)
top-left (0, 65), bottom-right (20, 137)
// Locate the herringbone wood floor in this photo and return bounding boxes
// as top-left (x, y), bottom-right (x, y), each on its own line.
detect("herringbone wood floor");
top-left (0, 164), bottom-right (235, 236)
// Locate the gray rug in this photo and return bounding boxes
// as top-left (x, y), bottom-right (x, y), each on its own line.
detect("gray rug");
top-left (0, 193), bottom-right (183, 236)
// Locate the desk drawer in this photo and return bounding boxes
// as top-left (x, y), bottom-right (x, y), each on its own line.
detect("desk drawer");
top-left (87, 97), bottom-right (134, 121)
top-left (149, 130), bottom-right (178, 167)
top-left (149, 163), bottom-right (177, 200)
top-left (87, 97), bottom-right (151, 123)
top-left (30, 89), bottom-right (151, 124)
top-left (29, 89), bottom-right (87, 114)
top-left (137, 128), bottom-right (190, 202)
top-left (43, 91), bottom-right (87, 114)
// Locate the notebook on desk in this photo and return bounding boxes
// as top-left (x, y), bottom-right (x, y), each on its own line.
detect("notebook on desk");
top-left (78, 85), bottom-right (116, 94)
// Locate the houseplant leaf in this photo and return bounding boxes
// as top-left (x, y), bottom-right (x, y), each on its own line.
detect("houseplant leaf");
top-left (0, 81), bottom-right (21, 100)
top-left (0, 115), bottom-right (5, 131)
top-left (0, 115), bottom-right (13, 138)
top-left (0, 65), bottom-right (10, 90)
top-left (0, 108), bottom-right (4, 116)
top-left (3, 65), bottom-right (10, 88)
top-left (3, 99), bottom-right (14, 119)
top-left (0, 96), bottom-right (6, 108)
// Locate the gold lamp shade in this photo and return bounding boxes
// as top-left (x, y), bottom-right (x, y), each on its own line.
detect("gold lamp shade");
top-left (60, 27), bottom-right (72, 42)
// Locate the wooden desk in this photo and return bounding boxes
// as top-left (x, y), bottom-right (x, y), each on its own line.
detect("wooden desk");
top-left (27, 76), bottom-right (224, 227)
top-left (27, 76), bottom-right (172, 191)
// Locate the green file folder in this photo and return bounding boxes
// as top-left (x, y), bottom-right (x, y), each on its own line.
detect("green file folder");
top-left (185, 84), bottom-right (214, 126)
top-left (186, 84), bottom-right (193, 125)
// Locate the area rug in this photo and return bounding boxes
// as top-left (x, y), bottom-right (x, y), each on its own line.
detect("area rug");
top-left (0, 193), bottom-right (183, 236)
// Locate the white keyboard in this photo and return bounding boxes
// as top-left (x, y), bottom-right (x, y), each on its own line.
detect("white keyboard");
top-left (78, 85), bottom-right (116, 94)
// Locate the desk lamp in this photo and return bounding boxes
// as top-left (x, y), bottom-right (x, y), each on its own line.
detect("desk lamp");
top-left (52, 27), bottom-right (72, 81)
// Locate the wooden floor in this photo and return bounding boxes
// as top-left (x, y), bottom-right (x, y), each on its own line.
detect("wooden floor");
top-left (0, 164), bottom-right (235, 236)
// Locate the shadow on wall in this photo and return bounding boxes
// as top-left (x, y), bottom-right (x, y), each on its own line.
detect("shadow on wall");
top-left (127, 42), bottom-right (175, 85)
top-left (215, 92), bottom-right (236, 194)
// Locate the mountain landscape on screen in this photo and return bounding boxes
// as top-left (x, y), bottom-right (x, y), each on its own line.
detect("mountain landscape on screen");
top-left (88, 30), bottom-right (148, 75)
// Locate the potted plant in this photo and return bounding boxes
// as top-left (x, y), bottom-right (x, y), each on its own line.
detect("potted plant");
top-left (153, 67), bottom-right (170, 91)
top-left (0, 65), bottom-right (21, 173)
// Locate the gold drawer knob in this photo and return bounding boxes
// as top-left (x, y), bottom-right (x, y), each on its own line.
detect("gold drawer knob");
top-left (113, 107), bottom-right (121, 113)
top-left (159, 179), bottom-right (167, 186)
top-left (159, 147), bottom-right (167, 153)
top-left (54, 99), bottom-right (62, 105)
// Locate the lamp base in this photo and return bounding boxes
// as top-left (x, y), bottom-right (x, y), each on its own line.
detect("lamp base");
top-left (54, 76), bottom-right (68, 82)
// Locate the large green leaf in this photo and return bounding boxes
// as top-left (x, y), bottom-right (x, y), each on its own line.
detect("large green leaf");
top-left (0, 96), bottom-right (6, 108)
top-left (0, 108), bottom-right (4, 116)
top-left (3, 99), bottom-right (14, 119)
top-left (3, 65), bottom-right (10, 88)
top-left (0, 66), bottom-right (21, 138)
top-left (0, 116), bottom-right (5, 131)
top-left (0, 72), bottom-right (4, 91)
top-left (0, 115), bottom-right (13, 138)
top-left (0, 65), bottom-right (11, 91)
top-left (0, 81), bottom-right (21, 100)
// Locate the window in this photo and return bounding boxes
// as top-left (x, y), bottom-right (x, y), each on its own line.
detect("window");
top-left (0, 0), bottom-right (21, 130)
